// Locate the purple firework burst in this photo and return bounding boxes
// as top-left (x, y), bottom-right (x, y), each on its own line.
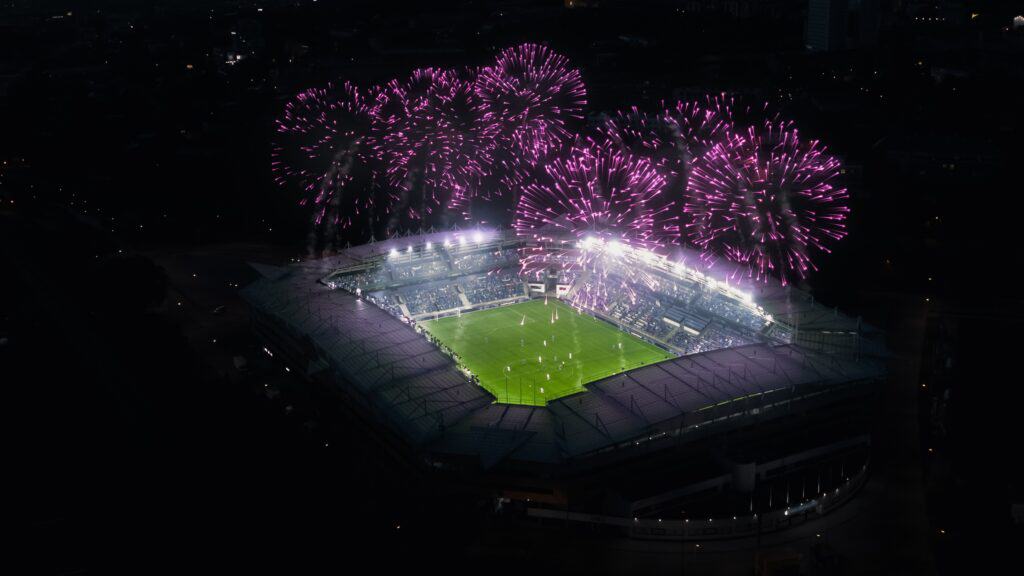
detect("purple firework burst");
top-left (370, 68), bottom-right (445, 226)
top-left (514, 142), bottom-right (669, 309)
top-left (475, 44), bottom-right (587, 193)
top-left (598, 106), bottom-right (688, 182)
top-left (685, 121), bottom-right (849, 285)
top-left (424, 68), bottom-right (492, 214)
top-left (271, 82), bottom-right (378, 229)
top-left (601, 97), bottom-right (735, 176)
top-left (596, 97), bottom-right (740, 244)
top-left (596, 106), bottom-right (692, 242)
top-left (664, 96), bottom-right (735, 165)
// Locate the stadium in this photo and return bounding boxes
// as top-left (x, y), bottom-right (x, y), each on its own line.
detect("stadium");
top-left (249, 42), bottom-right (888, 541)
top-left (242, 227), bottom-right (885, 540)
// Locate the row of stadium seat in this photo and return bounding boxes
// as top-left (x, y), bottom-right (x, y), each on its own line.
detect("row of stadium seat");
top-left (368, 272), bottom-right (528, 317)
top-left (569, 270), bottom-right (765, 354)
top-left (334, 243), bottom-right (768, 355)
top-left (330, 246), bottom-right (520, 293)
top-left (450, 247), bottom-right (517, 274)
top-left (396, 280), bottom-right (463, 314)
top-left (461, 272), bottom-right (525, 304)
top-left (330, 267), bottom-right (391, 292)
top-left (389, 257), bottom-right (450, 282)
top-left (668, 325), bottom-right (752, 354)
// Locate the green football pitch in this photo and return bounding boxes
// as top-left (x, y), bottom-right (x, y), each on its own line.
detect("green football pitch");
top-left (419, 298), bottom-right (675, 405)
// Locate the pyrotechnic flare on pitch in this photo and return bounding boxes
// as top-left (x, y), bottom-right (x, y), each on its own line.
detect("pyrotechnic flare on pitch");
top-left (271, 82), bottom-right (380, 237)
top-left (685, 120), bottom-right (849, 286)
top-left (514, 142), bottom-right (669, 309)
top-left (475, 43), bottom-right (587, 200)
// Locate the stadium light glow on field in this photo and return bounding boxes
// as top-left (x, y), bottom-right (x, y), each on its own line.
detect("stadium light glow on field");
top-left (420, 298), bottom-right (674, 405)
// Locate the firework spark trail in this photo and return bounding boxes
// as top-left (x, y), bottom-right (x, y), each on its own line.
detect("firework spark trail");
top-left (598, 96), bottom-right (737, 182)
top-left (271, 82), bottom-right (378, 233)
top-left (664, 95), bottom-right (736, 165)
top-left (424, 68), bottom-right (493, 217)
top-left (369, 68), bottom-right (446, 227)
top-left (684, 120), bottom-right (849, 285)
top-left (597, 106), bottom-right (687, 241)
top-left (474, 43), bottom-right (587, 198)
top-left (271, 48), bottom-right (848, 288)
top-left (596, 97), bottom-right (740, 244)
top-left (599, 106), bottom-right (687, 179)
top-left (514, 143), bottom-right (669, 309)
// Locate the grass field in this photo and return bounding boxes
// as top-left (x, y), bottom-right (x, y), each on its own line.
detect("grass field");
top-left (420, 298), bottom-right (675, 405)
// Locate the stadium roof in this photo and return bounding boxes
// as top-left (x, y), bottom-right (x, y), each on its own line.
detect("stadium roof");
top-left (241, 234), bottom-right (885, 468)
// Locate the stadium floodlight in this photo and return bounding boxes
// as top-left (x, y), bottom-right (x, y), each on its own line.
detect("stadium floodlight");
top-left (407, 245), bottom-right (413, 253)
top-left (425, 241), bottom-right (432, 249)
top-left (459, 236), bottom-right (467, 246)
top-left (473, 231), bottom-right (484, 243)
top-left (444, 238), bottom-right (452, 247)
top-left (389, 248), bottom-right (398, 257)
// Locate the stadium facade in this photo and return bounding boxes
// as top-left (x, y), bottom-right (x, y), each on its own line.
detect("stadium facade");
top-left (242, 229), bottom-right (885, 537)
